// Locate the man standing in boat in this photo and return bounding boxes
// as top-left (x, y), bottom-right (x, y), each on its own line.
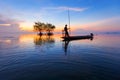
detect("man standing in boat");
top-left (64, 24), bottom-right (70, 37)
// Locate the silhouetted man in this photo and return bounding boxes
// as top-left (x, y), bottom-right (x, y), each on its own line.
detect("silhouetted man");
top-left (64, 24), bottom-right (70, 37)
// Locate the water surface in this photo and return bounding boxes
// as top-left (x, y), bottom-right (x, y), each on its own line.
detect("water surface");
top-left (0, 33), bottom-right (120, 80)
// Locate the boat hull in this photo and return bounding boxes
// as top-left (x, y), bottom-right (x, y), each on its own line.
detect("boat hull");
top-left (62, 35), bottom-right (93, 41)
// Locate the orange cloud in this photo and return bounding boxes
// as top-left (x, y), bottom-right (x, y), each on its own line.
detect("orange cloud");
top-left (0, 24), bottom-right (11, 26)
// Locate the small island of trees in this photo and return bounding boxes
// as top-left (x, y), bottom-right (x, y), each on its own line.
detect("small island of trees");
top-left (33, 22), bottom-right (55, 35)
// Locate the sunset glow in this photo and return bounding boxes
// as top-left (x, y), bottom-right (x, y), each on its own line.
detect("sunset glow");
top-left (19, 22), bottom-right (33, 31)
top-left (0, 0), bottom-right (119, 33)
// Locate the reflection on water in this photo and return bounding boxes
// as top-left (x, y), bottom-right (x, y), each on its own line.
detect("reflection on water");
top-left (0, 33), bottom-right (120, 80)
top-left (62, 37), bottom-right (94, 55)
top-left (62, 40), bottom-right (70, 55)
top-left (34, 35), bottom-right (55, 52)
top-left (34, 35), bottom-right (55, 46)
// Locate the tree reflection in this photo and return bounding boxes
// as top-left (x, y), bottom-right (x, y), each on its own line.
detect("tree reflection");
top-left (34, 35), bottom-right (55, 46)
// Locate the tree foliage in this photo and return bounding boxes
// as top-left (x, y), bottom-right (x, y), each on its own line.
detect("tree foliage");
top-left (33, 22), bottom-right (55, 35)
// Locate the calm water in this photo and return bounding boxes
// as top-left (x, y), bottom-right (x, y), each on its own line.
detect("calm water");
top-left (0, 33), bottom-right (120, 80)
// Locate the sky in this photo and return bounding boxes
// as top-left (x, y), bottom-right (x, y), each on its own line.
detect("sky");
top-left (0, 0), bottom-right (120, 33)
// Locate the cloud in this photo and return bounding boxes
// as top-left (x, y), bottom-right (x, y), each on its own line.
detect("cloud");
top-left (0, 2), bottom-right (24, 24)
top-left (0, 14), bottom-right (24, 25)
top-left (83, 17), bottom-right (120, 27)
top-left (74, 17), bottom-right (120, 32)
top-left (0, 14), bottom-right (24, 32)
top-left (44, 6), bottom-right (88, 12)
top-left (0, 24), bottom-right (11, 26)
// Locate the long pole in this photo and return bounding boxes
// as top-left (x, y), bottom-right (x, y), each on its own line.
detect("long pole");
top-left (68, 9), bottom-right (71, 34)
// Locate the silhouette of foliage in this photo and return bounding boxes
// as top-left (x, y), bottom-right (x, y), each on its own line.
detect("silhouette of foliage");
top-left (33, 22), bottom-right (55, 35)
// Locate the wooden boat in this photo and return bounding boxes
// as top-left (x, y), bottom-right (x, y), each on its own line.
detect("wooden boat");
top-left (62, 34), bottom-right (93, 41)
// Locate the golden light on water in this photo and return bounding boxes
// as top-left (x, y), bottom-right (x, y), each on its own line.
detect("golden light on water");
top-left (19, 34), bottom-right (62, 44)
top-left (19, 34), bottom-right (35, 43)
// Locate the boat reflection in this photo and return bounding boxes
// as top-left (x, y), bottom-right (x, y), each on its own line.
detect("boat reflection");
top-left (62, 37), bottom-right (94, 55)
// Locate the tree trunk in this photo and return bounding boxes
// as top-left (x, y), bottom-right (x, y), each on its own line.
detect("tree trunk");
top-left (47, 30), bottom-right (53, 35)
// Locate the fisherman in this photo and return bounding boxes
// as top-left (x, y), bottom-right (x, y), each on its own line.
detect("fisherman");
top-left (64, 24), bottom-right (70, 37)
top-left (90, 33), bottom-right (94, 37)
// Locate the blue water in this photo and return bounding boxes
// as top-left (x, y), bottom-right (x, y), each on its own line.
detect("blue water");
top-left (0, 33), bottom-right (120, 80)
